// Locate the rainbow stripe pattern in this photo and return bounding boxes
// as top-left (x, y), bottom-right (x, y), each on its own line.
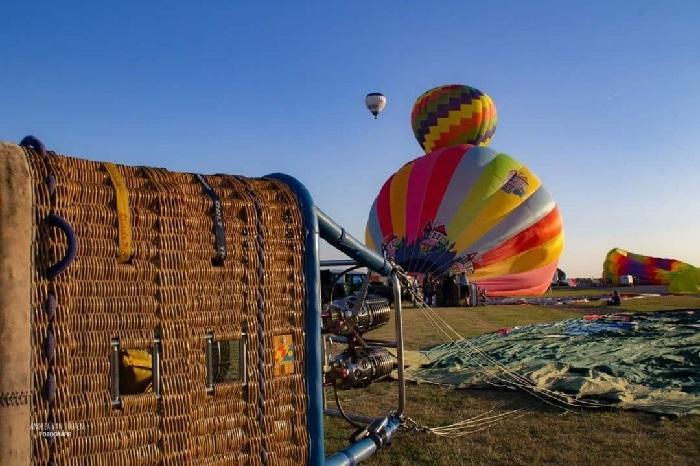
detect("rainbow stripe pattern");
top-left (602, 248), bottom-right (692, 285)
top-left (365, 145), bottom-right (564, 296)
top-left (411, 84), bottom-right (497, 153)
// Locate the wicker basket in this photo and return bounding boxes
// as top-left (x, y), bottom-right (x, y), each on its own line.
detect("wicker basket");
top-left (0, 141), bottom-right (308, 466)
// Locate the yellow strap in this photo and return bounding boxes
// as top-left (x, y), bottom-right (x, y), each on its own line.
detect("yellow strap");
top-left (104, 162), bottom-right (133, 263)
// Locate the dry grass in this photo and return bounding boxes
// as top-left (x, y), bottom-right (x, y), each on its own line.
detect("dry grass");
top-left (323, 293), bottom-right (700, 465)
top-left (541, 285), bottom-right (669, 297)
top-left (364, 305), bottom-right (580, 350)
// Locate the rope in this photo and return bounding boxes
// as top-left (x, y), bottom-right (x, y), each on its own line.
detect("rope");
top-left (403, 406), bottom-right (524, 438)
top-left (396, 269), bottom-right (607, 410)
top-left (239, 179), bottom-right (269, 466)
top-left (414, 297), bottom-right (591, 410)
top-left (401, 403), bottom-right (524, 438)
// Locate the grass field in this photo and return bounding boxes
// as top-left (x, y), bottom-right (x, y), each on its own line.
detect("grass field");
top-left (538, 285), bottom-right (669, 298)
top-left (323, 292), bottom-right (700, 465)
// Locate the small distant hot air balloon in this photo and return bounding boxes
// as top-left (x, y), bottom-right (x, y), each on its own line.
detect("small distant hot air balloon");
top-left (365, 92), bottom-right (387, 119)
top-left (411, 84), bottom-right (497, 152)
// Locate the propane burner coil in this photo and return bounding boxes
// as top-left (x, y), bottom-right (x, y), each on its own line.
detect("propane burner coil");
top-left (322, 294), bottom-right (391, 336)
top-left (326, 346), bottom-right (397, 389)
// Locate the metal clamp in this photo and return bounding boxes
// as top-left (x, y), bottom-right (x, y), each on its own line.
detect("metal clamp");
top-left (152, 337), bottom-right (162, 399)
top-left (390, 272), bottom-right (406, 417)
top-left (239, 334), bottom-right (248, 386)
top-left (205, 332), bottom-right (215, 394)
top-left (110, 338), bottom-right (122, 409)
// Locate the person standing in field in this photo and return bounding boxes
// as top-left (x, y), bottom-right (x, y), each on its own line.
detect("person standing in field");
top-left (442, 274), bottom-right (458, 307)
top-left (423, 273), bottom-right (434, 306)
top-left (459, 271), bottom-right (470, 305)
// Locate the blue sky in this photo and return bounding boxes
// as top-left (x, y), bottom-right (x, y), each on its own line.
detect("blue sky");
top-left (2, 1), bottom-right (698, 276)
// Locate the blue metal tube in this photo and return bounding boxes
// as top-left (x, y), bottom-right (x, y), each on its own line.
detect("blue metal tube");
top-left (324, 438), bottom-right (377, 466)
top-left (316, 208), bottom-right (392, 276)
top-left (267, 174), bottom-right (325, 466)
top-left (266, 178), bottom-right (402, 466)
top-left (324, 416), bottom-right (402, 466)
top-left (320, 259), bottom-right (358, 268)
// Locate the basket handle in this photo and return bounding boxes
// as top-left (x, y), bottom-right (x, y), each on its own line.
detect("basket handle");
top-left (19, 135), bottom-right (47, 156)
top-left (46, 213), bottom-right (78, 279)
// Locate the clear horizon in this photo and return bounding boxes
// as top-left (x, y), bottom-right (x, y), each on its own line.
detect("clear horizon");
top-left (2, 1), bottom-right (698, 277)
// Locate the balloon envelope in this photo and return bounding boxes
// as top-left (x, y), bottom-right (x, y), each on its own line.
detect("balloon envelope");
top-left (602, 248), bottom-right (692, 285)
top-left (667, 266), bottom-right (700, 294)
top-left (365, 145), bottom-right (563, 296)
top-left (411, 84), bottom-right (497, 153)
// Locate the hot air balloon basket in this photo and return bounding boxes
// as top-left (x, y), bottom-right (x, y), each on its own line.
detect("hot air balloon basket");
top-left (0, 140), bottom-right (310, 465)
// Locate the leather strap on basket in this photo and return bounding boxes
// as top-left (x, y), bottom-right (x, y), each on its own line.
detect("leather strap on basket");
top-left (195, 173), bottom-right (227, 264)
top-left (104, 162), bottom-right (133, 263)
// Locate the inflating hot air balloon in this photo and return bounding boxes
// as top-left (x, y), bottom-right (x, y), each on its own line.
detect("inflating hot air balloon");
top-left (602, 248), bottom-right (693, 286)
top-left (365, 144), bottom-right (564, 296)
top-left (365, 92), bottom-right (387, 119)
top-left (411, 84), bottom-right (497, 153)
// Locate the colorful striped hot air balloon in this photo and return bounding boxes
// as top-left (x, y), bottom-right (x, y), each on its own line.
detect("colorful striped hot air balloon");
top-left (602, 248), bottom-right (692, 286)
top-left (411, 84), bottom-right (497, 153)
top-left (365, 145), bottom-right (564, 296)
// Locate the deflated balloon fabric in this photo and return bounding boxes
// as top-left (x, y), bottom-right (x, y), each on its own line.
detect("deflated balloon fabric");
top-left (404, 311), bottom-right (700, 416)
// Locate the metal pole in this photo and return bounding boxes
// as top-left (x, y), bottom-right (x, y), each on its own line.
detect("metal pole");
top-left (267, 173), bottom-right (325, 465)
top-left (320, 259), bottom-right (358, 268)
top-left (316, 208), bottom-right (392, 276)
top-left (323, 409), bottom-right (378, 425)
top-left (391, 272), bottom-right (405, 416)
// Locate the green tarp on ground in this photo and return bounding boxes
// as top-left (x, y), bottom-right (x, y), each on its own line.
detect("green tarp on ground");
top-left (404, 311), bottom-right (700, 416)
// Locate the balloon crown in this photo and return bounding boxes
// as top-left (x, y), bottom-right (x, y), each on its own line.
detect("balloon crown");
top-left (411, 84), bottom-right (497, 153)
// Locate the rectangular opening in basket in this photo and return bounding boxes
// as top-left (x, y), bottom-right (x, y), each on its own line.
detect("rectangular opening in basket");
top-left (211, 338), bottom-right (244, 383)
top-left (118, 348), bottom-right (154, 395)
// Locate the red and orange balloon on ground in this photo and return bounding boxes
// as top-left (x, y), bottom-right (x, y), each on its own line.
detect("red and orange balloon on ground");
top-left (365, 84), bottom-right (563, 296)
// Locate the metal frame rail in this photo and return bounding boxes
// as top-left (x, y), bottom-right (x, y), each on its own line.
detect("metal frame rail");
top-left (269, 174), bottom-right (405, 466)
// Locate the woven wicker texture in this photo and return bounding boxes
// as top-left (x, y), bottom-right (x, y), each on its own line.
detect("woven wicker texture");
top-left (25, 149), bottom-right (308, 466)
